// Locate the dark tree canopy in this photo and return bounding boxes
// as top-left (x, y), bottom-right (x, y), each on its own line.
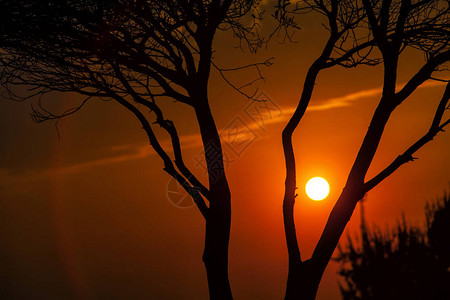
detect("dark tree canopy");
top-left (1, 1), bottom-right (261, 298)
top-left (0, 0), bottom-right (261, 212)
top-left (336, 192), bottom-right (450, 300)
top-left (0, 0), bottom-right (258, 104)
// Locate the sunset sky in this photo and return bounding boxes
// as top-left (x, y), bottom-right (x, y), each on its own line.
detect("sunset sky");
top-left (1, 5), bottom-right (449, 300)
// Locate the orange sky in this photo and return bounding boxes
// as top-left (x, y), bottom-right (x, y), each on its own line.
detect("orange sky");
top-left (0, 6), bottom-right (449, 300)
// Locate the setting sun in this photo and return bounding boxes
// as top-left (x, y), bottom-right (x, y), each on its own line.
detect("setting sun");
top-left (305, 177), bottom-right (330, 201)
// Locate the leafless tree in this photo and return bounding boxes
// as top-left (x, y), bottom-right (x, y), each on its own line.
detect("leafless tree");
top-left (279, 0), bottom-right (449, 299)
top-left (0, 1), bottom-right (265, 299)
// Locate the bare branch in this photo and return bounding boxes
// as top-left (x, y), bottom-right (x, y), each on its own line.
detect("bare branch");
top-left (110, 62), bottom-right (210, 200)
top-left (396, 50), bottom-right (450, 103)
top-left (31, 95), bottom-right (92, 123)
top-left (211, 58), bottom-right (273, 101)
top-left (364, 82), bottom-right (450, 191)
top-left (113, 91), bottom-right (209, 218)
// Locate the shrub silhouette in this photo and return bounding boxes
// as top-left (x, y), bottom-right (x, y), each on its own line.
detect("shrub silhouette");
top-left (336, 192), bottom-right (450, 300)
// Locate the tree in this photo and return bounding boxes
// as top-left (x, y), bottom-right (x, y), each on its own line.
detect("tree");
top-left (336, 191), bottom-right (450, 300)
top-left (278, 0), bottom-right (449, 298)
top-left (1, 1), bottom-right (449, 299)
top-left (0, 1), bottom-right (262, 299)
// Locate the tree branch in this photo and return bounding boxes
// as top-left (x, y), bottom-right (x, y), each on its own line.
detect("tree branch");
top-left (364, 82), bottom-right (450, 191)
top-left (113, 90), bottom-right (209, 218)
top-left (211, 58), bottom-right (273, 101)
top-left (111, 63), bottom-right (210, 200)
top-left (395, 50), bottom-right (450, 103)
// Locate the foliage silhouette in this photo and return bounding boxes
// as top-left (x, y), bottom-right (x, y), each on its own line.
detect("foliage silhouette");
top-left (336, 192), bottom-right (450, 300)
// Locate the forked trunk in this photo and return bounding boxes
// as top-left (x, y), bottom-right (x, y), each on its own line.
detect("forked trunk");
top-left (285, 267), bottom-right (320, 300)
top-left (284, 187), bottom-right (363, 300)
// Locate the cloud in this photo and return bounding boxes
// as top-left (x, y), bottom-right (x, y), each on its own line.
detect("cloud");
top-left (307, 87), bottom-right (382, 111)
top-left (0, 145), bottom-right (154, 185)
top-left (304, 80), bottom-right (446, 112)
top-left (49, 146), bottom-right (153, 175)
top-left (10, 80), bottom-right (444, 177)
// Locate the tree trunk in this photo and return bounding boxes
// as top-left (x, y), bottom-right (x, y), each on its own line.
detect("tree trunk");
top-left (284, 266), bottom-right (320, 300)
top-left (284, 186), bottom-right (363, 300)
top-left (203, 192), bottom-right (232, 300)
top-left (195, 99), bottom-right (233, 300)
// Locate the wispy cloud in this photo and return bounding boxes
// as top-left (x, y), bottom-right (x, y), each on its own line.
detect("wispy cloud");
top-left (307, 87), bottom-right (383, 111)
top-left (306, 80), bottom-right (445, 112)
top-left (49, 146), bottom-right (153, 175)
top-left (12, 80), bottom-right (444, 177)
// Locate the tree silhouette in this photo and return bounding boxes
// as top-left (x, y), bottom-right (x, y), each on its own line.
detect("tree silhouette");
top-left (278, 0), bottom-right (449, 298)
top-left (336, 192), bottom-right (450, 300)
top-left (1, 0), bottom-right (449, 299)
top-left (0, 1), bottom-right (263, 299)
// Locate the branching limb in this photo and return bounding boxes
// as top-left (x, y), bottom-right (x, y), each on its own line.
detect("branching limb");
top-left (396, 50), bottom-right (450, 103)
top-left (30, 96), bottom-right (92, 123)
top-left (364, 82), bottom-right (450, 191)
top-left (110, 63), bottom-right (210, 200)
top-left (211, 58), bottom-right (273, 101)
top-left (116, 94), bottom-right (209, 218)
top-left (111, 89), bottom-right (209, 218)
top-left (282, 1), bottom-right (343, 273)
top-left (282, 2), bottom-right (369, 287)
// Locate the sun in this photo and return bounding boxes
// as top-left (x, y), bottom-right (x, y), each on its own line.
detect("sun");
top-left (305, 177), bottom-right (330, 201)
